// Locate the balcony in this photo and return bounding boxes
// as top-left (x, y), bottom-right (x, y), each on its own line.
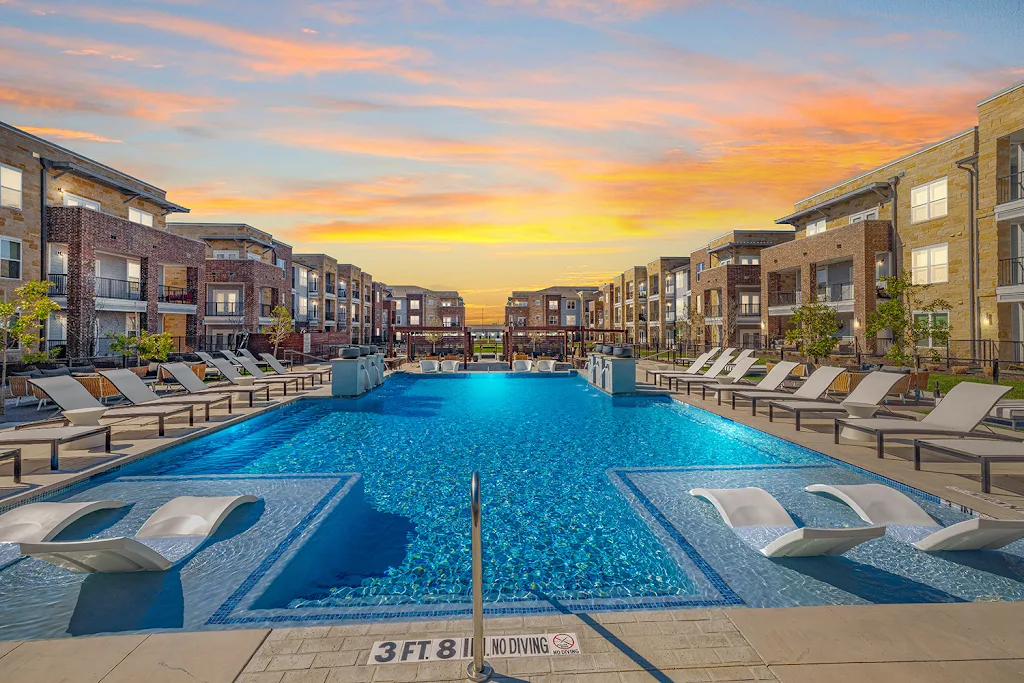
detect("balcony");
top-left (207, 301), bottom-right (242, 316)
top-left (325, 310), bottom-right (336, 321)
top-left (998, 171), bottom-right (1024, 206)
top-left (95, 277), bottom-right (142, 300)
top-left (817, 282), bottom-right (854, 303)
top-left (324, 282), bottom-right (335, 296)
top-left (768, 291), bottom-right (801, 307)
top-left (738, 303), bottom-right (761, 316)
top-left (308, 281), bottom-right (320, 295)
top-left (47, 273), bottom-right (67, 296)
top-left (337, 289), bottom-right (347, 300)
top-left (157, 285), bottom-right (196, 304)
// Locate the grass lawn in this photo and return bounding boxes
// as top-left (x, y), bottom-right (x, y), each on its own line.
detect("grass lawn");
top-left (929, 372), bottom-right (1024, 400)
top-left (473, 342), bottom-right (503, 353)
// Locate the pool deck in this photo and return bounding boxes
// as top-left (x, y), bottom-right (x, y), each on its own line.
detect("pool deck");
top-left (3, 366), bottom-right (1024, 682)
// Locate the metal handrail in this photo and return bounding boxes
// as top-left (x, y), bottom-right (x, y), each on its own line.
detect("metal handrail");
top-left (467, 471), bottom-right (492, 681)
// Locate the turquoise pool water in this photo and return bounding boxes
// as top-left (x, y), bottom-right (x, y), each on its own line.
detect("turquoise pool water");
top-left (3, 373), bottom-right (1023, 639)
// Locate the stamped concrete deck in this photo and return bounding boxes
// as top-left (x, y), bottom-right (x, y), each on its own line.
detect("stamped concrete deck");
top-left (3, 366), bottom-right (1024, 682)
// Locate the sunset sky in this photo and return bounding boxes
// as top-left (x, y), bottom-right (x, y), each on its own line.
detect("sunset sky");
top-left (2, 0), bottom-right (1022, 321)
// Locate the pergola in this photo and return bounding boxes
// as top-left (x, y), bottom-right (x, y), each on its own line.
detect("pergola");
top-left (502, 325), bottom-right (614, 367)
top-left (388, 326), bottom-right (472, 363)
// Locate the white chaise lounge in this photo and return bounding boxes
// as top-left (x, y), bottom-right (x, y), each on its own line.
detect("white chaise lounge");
top-left (683, 356), bottom-right (759, 398)
top-left (419, 360), bottom-right (440, 373)
top-left (512, 359), bottom-right (533, 372)
top-left (655, 348), bottom-right (735, 388)
top-left (732, 366), bottom-right (847, 416)
top-left (834, 382), bottom-right (1015, 458)
top-left (690, 487), bottom-right (885, 557)
top-left (703, 361), bottom-right (800, 406)
top-left (160, 362), bottom-right (270, 407)
top-left (537, 359), bottom-right (557, 373)
top-left (767, 371), bottom-right (906, 431)
top-left (0, 499), bottom-right (125, 564)
top-left (236, 357), bottom-right (308, 391)
top-left (99, 369), bottom-right (233, 422)
top-left (440, 359), bottom-right (460, 373)
top-left (914, 438), bottom-right (1024, 494)
top-left (643, 349), bottom-right (717, 384)
top-left (21, 495), bottom-right (258, 572)
top-left (0, 425), bottom-right (113, 471)
top-left (260, 353), bottom-right (331, 382)
top-left (806, 483), bottom-right (1024, 552)
top-left (664, 353), bottom-right (734, 392)
top-left (236, 348), bottom-right (271, 368)
top-left (208, 358), bottom-right (300, 396)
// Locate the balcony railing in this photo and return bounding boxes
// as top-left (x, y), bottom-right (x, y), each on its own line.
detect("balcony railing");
top-left (324, 283), bottom-right (335, 295)
top-left (47, 273), bottom-right (67, 296)
top-left (817, 282), bottom-right (854, 303)
top-left (768, 291), bottom-right (801, 307)
top-left (95, 277), bottom-right (142, 300)
top-left (1000, 256), bottom-right (1024, 287)
top-left (998, 171), bottom-right (1024, 205)
top-left (338, 289), bottom-right (348, 299)
top-left (442, 321), bottom-right (461, 328)
top-left (325, 310), bottom-right (335, 321)
top-left (260, 303), bottom-right (273, 317)
top-left (739, 303), bottom-right (761, 316)
top-left (158, 285), bottom-right (196, 304)
top-left (308, 281), bottom-right (320, 294)
top-left (207, 301), bottom-right (242, 316)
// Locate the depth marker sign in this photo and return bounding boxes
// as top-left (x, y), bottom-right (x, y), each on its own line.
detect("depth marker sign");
top-left (367, 633), bottom-right (580, 664)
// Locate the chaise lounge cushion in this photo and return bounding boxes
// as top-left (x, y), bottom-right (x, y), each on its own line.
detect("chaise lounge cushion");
top-left (40, 367), bottom-right (72, 377)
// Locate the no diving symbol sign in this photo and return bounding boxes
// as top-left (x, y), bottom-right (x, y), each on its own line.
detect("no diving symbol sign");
top-left (367, 632), bottom-right (581, 665)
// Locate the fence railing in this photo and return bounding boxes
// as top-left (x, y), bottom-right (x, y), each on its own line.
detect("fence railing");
top-left (95, 277), bottom-right (142, 300)
top-left (999, 257), bottom-right (1024, 287)
top-left (817, 282), bottom-right (854, 303)
top-left (157, 285), bottom-right (196, 304)
top-left (768, 291), bottom-right (801, 307)
top-left (207, 301), bottom-right (242, 316)
top-left (997, 171), bottom-right (1024, 205)
top-left (47, 273), bottom-right (67, 296)
top-left (739, 303), bottom-right (761, 316)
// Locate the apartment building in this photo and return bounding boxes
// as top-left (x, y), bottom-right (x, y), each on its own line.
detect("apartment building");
top-left (389, 285), bottom-right (466, 332)
top-left (688, 230), bottom-right (794, 348)
top-left (293, 253), bottom-right (342, 333)
top-left (668, 262), bottom-right (691, 345)
top-left (0, 123), bottom-right (208, 358)
top-left (644, 256), bottom-right (689, 346)
top-left (166, 223), bottom-right (292, 348)
top-left (764, 80), bottom-right (1024, 355)
top-left (504, 286), bottom-right (595, 330)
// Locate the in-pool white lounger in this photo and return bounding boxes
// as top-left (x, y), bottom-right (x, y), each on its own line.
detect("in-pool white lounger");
top-left (806, 483), bottom-right (1024, 552)
top-left (0, 500), bottom-right (126, 564)
top-left (690, 487), bottom-right (885, 558)
top-left (21, 495), bottom-right (257, 572)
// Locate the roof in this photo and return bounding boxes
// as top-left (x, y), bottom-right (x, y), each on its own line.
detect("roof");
top-left (978, 78), bottom-right (1024, 106)
top-left (775, 182), bottom-right (891, 225)
top-left (47, 160), bottom-right (189, 214)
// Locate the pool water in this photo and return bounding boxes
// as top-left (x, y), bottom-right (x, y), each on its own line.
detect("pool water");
top-left (143, 373), bottom-right (821, 608)
top-left (3, 373), bottom-right (1024, 639)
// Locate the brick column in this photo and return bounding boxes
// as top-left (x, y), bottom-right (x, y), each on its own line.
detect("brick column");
top-left (64, 212), bottom-right (95, 359)
top-left (142, 256), bottom-right (159, 332)
top-left (186, 265), bottom-right (203, 345)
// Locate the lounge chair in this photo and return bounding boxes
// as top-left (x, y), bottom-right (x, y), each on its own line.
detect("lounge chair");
top-left (679, 356), bottom-right (758, 396)
top-left (29, 377), bottom-right (193, 437)
top-left (767, 371), bottom-right (906, 431)
top-left (834, 382), bottom-right (1015, 458)
top-left (806, 483), bottom-right (1024, 551)
top-left (22, 495), bottom-right (258, 572)
top-left (0, 499), bottom-right (126, 564)
top-left (99, 369), bottom-right (233, 422)
top-left (160, 362), bottom-right (270, 407)
top-left (537, 359), bottom-right (557, 373)
top-left (513, 359), bottom-right (532, 372)
top-left (236, 348), bottom-right (271, 368)
top-left (419, 360), bottom-right (440, 373)
top-left (260, 353), bottom-right (331, 383)
top-left (664, 353), bottom-right (734, 392)
top-left (702, 361), bottom-right (800, 405)
top-left (440, 359), bottom-right (460, 373)
top-left (644, 350), bottom-right (715, 384)
top-left (690, 487), bottom-right (885, 557)
top-left (250, 355), bottom-right (324, 386)
top-left (914, 438), bottom-right (1024, 494)
top-left (219, 349), bottom-right (251, 366)
top-left (0, 425), bottom-right (112, 471)
top-left (732, 366), bottom-right (847, 416)
top-left (226, 357), bottom-right (303, 394)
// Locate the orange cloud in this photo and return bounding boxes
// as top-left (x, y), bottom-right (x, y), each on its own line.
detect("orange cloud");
top-left (18, 126), bottom-right (122, 143)
top-left (0, 81), bottom-right (229, 121)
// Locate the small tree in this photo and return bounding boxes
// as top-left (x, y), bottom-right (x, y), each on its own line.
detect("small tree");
top-left (0, 281), bottom-right (60, 415)
top-left (785, 297), bottom-right (840, 363)
top-left (136, 331), bottom-right (174, 362)
top-left (675, 304), bottom-right (704, 352)
top-left (867, 273), bottom-right (951, 366)
top-left (266, 306), bottom-right (294, 356)
top-left (423, 331), bottom-right (445, 355)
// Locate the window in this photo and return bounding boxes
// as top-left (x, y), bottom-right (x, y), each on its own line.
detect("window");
top-left (913, 311), bottom-right (949, 347)
top-left (875, 252), bottom-right (892, 281)
top-left (213, 250), bottom-right (238, 259)
top-left (805, 218), bottom-right (826, 236)
top-left (0, 237), bottom-right (21, 279)
top-left (548, 300), bottom-right (559, 310)
top-left (0, 164), bottom-right (22, 210)
top-left (548, 315), bottom-right (558, 326)
top-left (566, 299), bottom-right (576, 310)
top-left (395, 300), bottom-right (402, 310)
top-left (911, 243), bottom-right (948, 284)
top-left (63, 193), bottom-right (100, 211)
top-left (410, 314), bottom-right (421, 326)
top-left (566, 315), bottom-right (577, 326)
top-left (247, 252), bottom-right (262, 261)
top-left (849, 208), bottom-right (879, 224)
top-left (409, 299), bottom-right (420, 310)
top-left (738, 255), bottom-right (759, 265)
top-left (911, 178), bottom-right (947, 223)
top-left (128, 207), bottom-right (153, 227)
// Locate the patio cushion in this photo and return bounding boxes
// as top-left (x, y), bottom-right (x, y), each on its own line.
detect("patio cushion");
top-left (40, 367), bottom-right (72, 377)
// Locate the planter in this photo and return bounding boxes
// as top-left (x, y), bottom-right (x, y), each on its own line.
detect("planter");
top-left (340, 348), bottom-right (361, 359)
top-left (612, 346), bottom-right (632, 358)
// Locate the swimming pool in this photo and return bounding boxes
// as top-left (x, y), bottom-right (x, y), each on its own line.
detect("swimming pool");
top-left (1, 373), bottom-right (1023, 639)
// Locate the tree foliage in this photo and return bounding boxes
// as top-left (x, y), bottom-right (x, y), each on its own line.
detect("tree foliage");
top-left (107, 330), bottom-right (175, 362)
top-left (266, 306), bottom-right (294, 355)
top-left (785, 296), bottom-right (840, 362)
top-left (0, 280), bottom-right (61, 414)
top-left (866, 273), bottom-right (950, 366)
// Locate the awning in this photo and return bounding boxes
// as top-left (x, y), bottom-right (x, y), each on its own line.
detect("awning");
top-left (708, 241), bottom-right (776, 254)
top-left (775, 182), bottom-right (890, 225)
top-left (47, 160), bottom-right (190, 214)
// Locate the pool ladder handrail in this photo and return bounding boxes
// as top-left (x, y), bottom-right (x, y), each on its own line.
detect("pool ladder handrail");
top-left (467, 471), bottom-right (493, 681)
